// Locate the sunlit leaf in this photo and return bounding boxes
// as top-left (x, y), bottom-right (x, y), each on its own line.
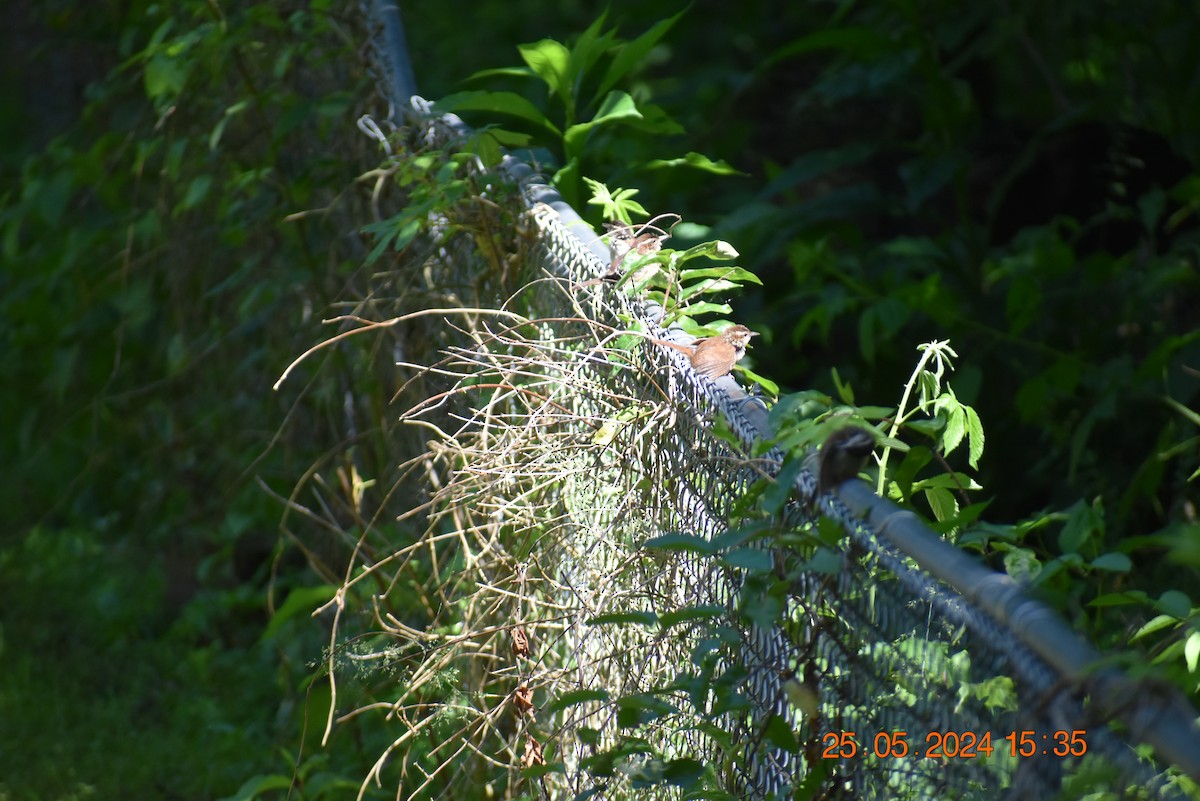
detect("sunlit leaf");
top-left (518, 39), bottom-right (572, 106)
top-left (563, 90), bottom-right (642, 159)
top-left (644, 152), bottom-right (746, 175)
top-left (434, 91), bottom-right (561, 140)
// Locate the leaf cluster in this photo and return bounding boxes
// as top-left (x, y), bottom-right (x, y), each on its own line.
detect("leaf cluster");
top-left (434, 11), bottom-right (739, 214)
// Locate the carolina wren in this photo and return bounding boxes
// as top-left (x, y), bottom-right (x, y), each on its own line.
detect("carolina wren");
top-left (655, 325), bottom-right (758, 379)
top-left (818, 426), bottom-right (876, 492)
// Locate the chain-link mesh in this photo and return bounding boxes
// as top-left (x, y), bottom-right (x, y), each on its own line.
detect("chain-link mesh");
top-left (338, 4), bottom-right (1200, 799)
top-left (517, 190), bottom-right (1195, 801)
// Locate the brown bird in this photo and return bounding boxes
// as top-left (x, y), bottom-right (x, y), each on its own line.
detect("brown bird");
top-left (655, 325), bottom-right (758, 379)
top-left (818, 426), bottom-right (877, 493)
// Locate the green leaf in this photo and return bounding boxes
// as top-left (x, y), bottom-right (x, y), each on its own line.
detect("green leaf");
top-left (209, 99), bottom-right (249, 151)
top-left (738, 589), bottom-right (783, 630)
top-left (719, 547), bottom-right (774, 574)
top-left (1089, 552), bottom-right (1131, 572)
top-left (362, 216), bottom-right (421, 265)
top-left (670, 301), bottom-right (731, 319)
top-left (762, 458), bottom-right (804, 514)
top-left (563, 90), bottom-right (642, 159)
top-left (144, 52), bottom-right (189, 101)
top-left (941, 402), bottom-right (966, 454)
top-left (1156, 589), bottom-right (1192, 619)
top-left (673, 315), bottom-right (721, 337)
top-left (858, 306), bottom-right (877, 364)
top-left (31, 170), bottom-right (74, 227)
top-left (1004, 548), bottom-right (1042, 583)
top-left (679, 278), bottom-right (739, 300)
top-left (855, 405), bottom-right (898, 420)
top-left (1059, 499), bottom-right (1102, 555)
top-left (585, 178), bottom-right (648, 224)
top-left (710, 526), bottom-right (759, 551)
top-left (553, 157), bottom-right (583, 207)
top-left (434, 91), bottom-right (561, 140)
top-left (1088, 591), bottom-right (1148, 607)
top-left (911, 473), bottom-right (979, 491)
top-left (46, 345), bottom-right (78, 402)
top-left (766, 143), bottom-right (877, 196)
top-left (1186, 631), bottom-right (1200, 674)
top-left (616, 693), bottom-right (678, 727)
top-left (597, 10), bottom-right (685, 98)
top-left (465, 65), bottom-right (538, 82)
top-left (662, 757), bottom-right (706, 787)
top-left (643, 532), bottom-right (717, 554)
top-left (623, 102), bottom-right (687, 135)
top-left (520, 762), bottom-right (561, 780)
top-left (680, 267), bottom-right (761, 285)
top-left (518, 39), bottom-right (572, 107)
top-left (738, 366), bottom-right (779, 397)
top-left (879, 236), bottom-right (945, 259)
top-left (261, 585), bottom-right (338, 641)
top-left (1153, 639), bottom-right (1186, 666)
top-left (830, 367), bottom-right (854, 405)
top-left (677, 239), bottom-right (740, 262)
top-left (924, 486), bottom-right (958, 522)
top-left (1164, 395), bottom-right (1200, 428)
top-left (929, 499), bottom-right (990, 534)
top-left (806, 547), bottom-right (843, 574)
top-left (568, 12), bottom-right (616, 98)
top-left (643, 152), bottom-right (746, 175)
top-left (178, 174), bottom-right (212, 212)
top-left (1132, 614), bottom-right (1177, 640)
top-left (965, 405), bottom-right (985, 468)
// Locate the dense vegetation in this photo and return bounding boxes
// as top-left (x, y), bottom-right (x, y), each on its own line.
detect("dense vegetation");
top-left (2, 1), bottom-right (1198, 798)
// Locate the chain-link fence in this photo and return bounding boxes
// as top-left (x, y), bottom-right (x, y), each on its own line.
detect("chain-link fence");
top-left (332, 3), bottom-right (1200, 798)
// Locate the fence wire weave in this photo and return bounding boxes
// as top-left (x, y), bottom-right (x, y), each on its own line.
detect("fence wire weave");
top-left (337, 4), bottom-right (1200, 799)
top-left (517, 189), bottom-right (1152, 801)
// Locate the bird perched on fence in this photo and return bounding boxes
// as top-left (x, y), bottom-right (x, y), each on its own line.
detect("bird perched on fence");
top-left (654, 324), bottom-right (758, 379)
top-left (818, 425), bottom-right (877, 493)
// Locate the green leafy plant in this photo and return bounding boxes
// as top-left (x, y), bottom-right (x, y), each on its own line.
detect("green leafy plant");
top-left (359, 137), bottom-right (527, 274)
top-left (1, 2), bottom-right (404, 798)
top-left (879, 340), bottom-right (984, 528)
top-left (582, 178), bottom-right (777, 394)
top-left (434, 11), bottom-right (739, 210)
top-left (763, 347), bottom-right (977, 495)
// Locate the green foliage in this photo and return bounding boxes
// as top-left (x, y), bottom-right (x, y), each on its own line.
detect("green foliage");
top-left (585, 176), bottom-right (649, 224)
top-left (11, 0), bottom-right (1200, 796)
top-left (872, 339), bottom-right (984, 528)
top-left (578, 175), bottom-right (776, 393)
top-left (0, 528), bottom-right (282, 797)
top-left (612, 230), bottom-right (753, 328)
top-left (1, 1), bottom-right (401, 797)
top-left (358, 138), bottom-right (529, 274)
top-left (2, 1), bottom-right (365, 539)
top-left (663, 0), bottom-right (1200, 700)
top-left (723, 4), bottom-right (1200, 512)
top-left (434, 11), bottom-right (737, 211)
